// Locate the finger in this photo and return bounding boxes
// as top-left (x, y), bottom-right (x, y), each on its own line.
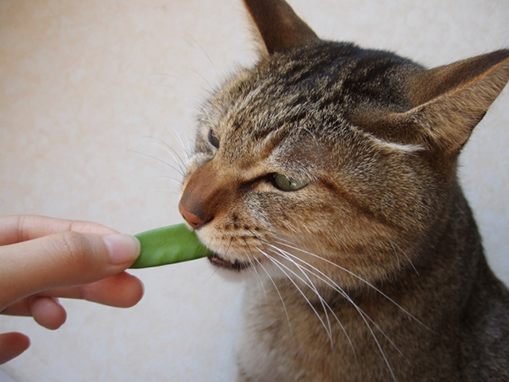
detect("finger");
top-left (1, 273), bottom-right (144, 316)
top-left (0, 332), bottom-right (30, 364)
top-left (30, 297), bottom-right (67, 330)
top-left (0, 215), bottom-right (119, 246)
top-left (41, 272), bottom-right (145, 308)
top-left (0, 232), bottom-right (140, 310)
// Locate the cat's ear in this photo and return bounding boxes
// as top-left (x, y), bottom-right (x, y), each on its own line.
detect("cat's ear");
top-left (383, 50), bottom-right (509, 154)
top-left (242, 0), bottom-right (317, 55)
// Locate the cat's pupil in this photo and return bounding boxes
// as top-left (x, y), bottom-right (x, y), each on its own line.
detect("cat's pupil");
top-left (208, 129), bottom-right (220, 148)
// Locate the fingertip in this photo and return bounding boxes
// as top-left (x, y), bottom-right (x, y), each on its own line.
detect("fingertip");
top-left (123, 274), bottom-right (145, 308)
top-left (30, 297), bottom-right (67, 330)
top-left (80, 272), bottom-right (145, 308)
top-left (104, 272), bottom-right (145, 308)
top-left (0, 332), bottom-right (30, 364)
top-left (102, 234), bottom-right (141, 266)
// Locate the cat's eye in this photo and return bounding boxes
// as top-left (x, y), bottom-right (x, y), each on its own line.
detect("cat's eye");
top-left (208, 129), bottom-right (220, 148)
top-left (273, 174), bottom-right (308, 192)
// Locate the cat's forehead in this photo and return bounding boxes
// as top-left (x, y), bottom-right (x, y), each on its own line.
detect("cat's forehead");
top-left (200, 41), bottom-right (423, 164)
top-left (215, 43), bottom-right (418, 122)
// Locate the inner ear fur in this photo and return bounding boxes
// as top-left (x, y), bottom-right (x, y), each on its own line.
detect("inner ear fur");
top-left (384, 50), bottom-right (509, 154)
top-left (242, 0), bottom-right (318, 55)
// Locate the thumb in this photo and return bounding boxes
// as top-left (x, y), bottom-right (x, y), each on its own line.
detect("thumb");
top-left (0, 232), bottom-right (140, 310)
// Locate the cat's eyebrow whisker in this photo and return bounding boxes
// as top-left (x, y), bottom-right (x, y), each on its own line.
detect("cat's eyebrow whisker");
top-left (273, 240), bottom-right (431, 332)
top-left (139, 135), bottom-right (188, 172)
top-left (148, 175), bottom-right (184, 184)
top-left (188, 36), bottom-right (220, 80)
top-left (170, 131), bottom-right (192, 161)
top-left (257, 248), bottom-right (334, 345)
top-left (146, 187), bottom-right (181, 195)
top-left (130, 149), bottom-right (186, 177)
top-left (187, 67), bottom-right (216, 93)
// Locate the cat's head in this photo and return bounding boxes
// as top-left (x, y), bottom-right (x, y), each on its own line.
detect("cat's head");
top-left (178, 0), bottom-right (509, 288)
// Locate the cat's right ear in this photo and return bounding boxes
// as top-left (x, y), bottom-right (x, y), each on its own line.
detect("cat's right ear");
top-left (383, 50), bottom-right (509, 155)
top-left (242, 0), bottom-right (317, 55)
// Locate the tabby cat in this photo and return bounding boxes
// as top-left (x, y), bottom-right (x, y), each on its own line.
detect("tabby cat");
top-left (178, 0), bottom-right (509, 380)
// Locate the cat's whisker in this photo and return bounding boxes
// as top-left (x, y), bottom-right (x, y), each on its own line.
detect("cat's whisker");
top-left (139, 135), bottom-right (188, 173)
top-left (252, 233), bottom-right (407, 365)
top-left (282, 253), bottom-right (335, 347)
top-left (269, 246), bottom-right (351, 353)
top-left (246, 230), bottom-right (296, 339)
top-left (223, 237), bottom-right (234, 259)
top-left (252, 256), bottom-right (295, 340)
top-left (188, 36), bottom-right (220, 80)
top-left (257, 248), bottom-right (334, 344)
top-left (268, 245), bottom-right (358, 355)
top-left (148, 175), bottom-right (184, 184)
top-left (200, 259), bottom-right (221, 288)
top-left (170, 131), bottom-right (192, 161)
top-left (130, 149), bottom-right (186, 177)
top-left (269, 245), bottom-right (400, 379)
top-left (147, 187), bottom-right (181, 194)
top-left (273, 239), bottom-right (431, 332)
top-left (270, 243), bottom-right (413, 371)
top-left (243, 238), bottom-right (269, 304)
top-left (187, 68), bottom-right (215, 93)
top-left (389, 240), bottom-right (419, 276)
top-left (248, 230), bottom-right (335, 346)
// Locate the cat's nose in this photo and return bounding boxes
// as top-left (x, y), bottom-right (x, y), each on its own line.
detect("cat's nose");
top-left (178, 202), bottom-right (207, 229)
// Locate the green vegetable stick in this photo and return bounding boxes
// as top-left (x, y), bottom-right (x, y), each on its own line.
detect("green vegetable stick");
top-left (130, 223), bottom-right (213, 269)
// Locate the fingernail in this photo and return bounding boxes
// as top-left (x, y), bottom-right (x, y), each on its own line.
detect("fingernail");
top-left (103, 234), bottom-right (141, 265)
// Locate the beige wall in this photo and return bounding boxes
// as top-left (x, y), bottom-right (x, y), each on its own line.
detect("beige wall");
top-left (1, 0), bottom-right (508, 381)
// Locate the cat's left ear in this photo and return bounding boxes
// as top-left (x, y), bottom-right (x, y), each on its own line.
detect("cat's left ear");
top-left (384, 50), bottom-right (509, 154)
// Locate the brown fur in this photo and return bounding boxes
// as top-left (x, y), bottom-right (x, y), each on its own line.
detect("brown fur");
top-left (178, 1), bottom-right (509, 380)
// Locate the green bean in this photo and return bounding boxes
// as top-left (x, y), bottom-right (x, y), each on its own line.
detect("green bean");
top-left (130, 223), bottom-right (213, 268)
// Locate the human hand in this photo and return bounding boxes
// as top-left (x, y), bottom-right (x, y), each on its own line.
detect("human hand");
top-left (0, 215), bottom-right (144, 364)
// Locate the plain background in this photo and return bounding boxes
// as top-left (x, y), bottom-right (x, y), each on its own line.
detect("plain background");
top-left (0, 0), bottom-right (508, 381)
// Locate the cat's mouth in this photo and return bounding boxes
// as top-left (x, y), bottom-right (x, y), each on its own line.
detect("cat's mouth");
top-left (208, 253), bottom-right (252, 271)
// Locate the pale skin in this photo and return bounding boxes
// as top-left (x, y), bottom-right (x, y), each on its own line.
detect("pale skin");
top-left (0, 215), bottom-right (144, 364)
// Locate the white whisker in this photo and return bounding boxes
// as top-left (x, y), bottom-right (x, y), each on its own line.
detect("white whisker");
top-left (389, 240), bottom-right (419, 276)
top-left (257, 248), bottom-right (334, 344)
top-left (243, 239), bottom-right (268, 305)
top-left (268, 247), bottom-right (335, 347)
top-left (268, 245), bottom-right (357, 359)
top-left (269, 244), bottom-right (399, 380)
top-left (139, 135), bottom-right (188, 172)
top-left (273, 240), bottom-right (431, 332)
top-left (252, 256), bottom-right (295, 339)
top-left (170, 131), bottom-right (192, 160)
top-left (130, 149), bottom-right (186, 177)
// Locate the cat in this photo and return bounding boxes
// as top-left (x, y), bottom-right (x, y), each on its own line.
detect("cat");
top-left (178, 0), bottom-right (509, 381)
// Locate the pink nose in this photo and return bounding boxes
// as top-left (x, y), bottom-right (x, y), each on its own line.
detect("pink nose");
top-left (178, 202), bottom-right (206, 229)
